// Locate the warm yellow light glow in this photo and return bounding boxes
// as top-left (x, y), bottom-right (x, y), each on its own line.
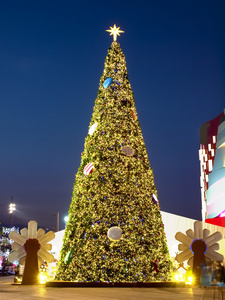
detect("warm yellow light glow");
top-left (14, 276), bottom-right (22, 284)
top-left (106, 24), bottom-right (124, 41)
top-left (173, 272), bottom-right (185, 282)
top-left (174, 273), bottom-right (179, 281)
top-left (186, 275), bottom-right (194, 285)
top-left (39, 273), bottom-right (47, 284)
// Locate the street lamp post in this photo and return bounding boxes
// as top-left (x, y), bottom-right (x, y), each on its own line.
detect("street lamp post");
top-left (9, 196), bottom-right (16, 228)
top-left (56, 211), bottom-right (59, 232)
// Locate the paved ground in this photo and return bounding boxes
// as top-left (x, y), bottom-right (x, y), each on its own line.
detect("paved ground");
top-left (0, 275), bottom-right (224, 300)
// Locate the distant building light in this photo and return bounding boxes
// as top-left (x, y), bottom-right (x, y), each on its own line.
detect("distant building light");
top-left (199, 149), bottom-right (203, 160)
top-left (208, 160), bottom-right (213, 172)
top-left (219, 210), bottom-right (225, 218)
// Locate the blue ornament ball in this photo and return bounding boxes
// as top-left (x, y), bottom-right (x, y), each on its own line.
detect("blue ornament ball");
top-left (103, 77), bottom-right (113, 89)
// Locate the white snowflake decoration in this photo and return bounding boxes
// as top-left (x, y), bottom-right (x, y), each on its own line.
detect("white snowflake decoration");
top-left (8, 220), bottom-right (55, 265)
top-left (175, 221), bottom-right (224, 266)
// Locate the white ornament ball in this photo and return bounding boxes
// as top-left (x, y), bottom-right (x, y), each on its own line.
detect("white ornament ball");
top-left (107, 226), bottom-right (122, 241)
top-left (88, 123), bottom-right (98, 135)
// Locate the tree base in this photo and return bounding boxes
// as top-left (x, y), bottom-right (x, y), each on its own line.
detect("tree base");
top-left (46, 281), bottom-right (184, 288)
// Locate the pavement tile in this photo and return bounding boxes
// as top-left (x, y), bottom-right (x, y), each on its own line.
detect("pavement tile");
top-left (1, 276), bottom-right (224, 300)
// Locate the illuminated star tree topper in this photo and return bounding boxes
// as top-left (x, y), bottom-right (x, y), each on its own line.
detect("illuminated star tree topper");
top-left (106, 24), bottom-right (124, 41)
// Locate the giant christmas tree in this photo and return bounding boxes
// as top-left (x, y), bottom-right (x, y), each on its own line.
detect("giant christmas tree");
top-left (56, 25), bottom-right (172, 282)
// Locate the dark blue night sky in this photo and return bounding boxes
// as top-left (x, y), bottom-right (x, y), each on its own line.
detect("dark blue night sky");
top-left (0, 0), bottom-right (224, 230)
